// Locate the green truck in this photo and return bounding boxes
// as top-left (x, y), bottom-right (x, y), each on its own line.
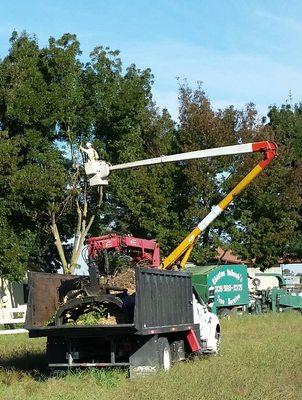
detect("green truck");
top-left (187, 264), bottom-right (302, 316)
top-left (188, 264), bottom-right (249, 317)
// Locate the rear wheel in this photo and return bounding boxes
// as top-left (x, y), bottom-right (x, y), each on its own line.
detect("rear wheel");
top-left (157, 337), bottom-right (172, 371)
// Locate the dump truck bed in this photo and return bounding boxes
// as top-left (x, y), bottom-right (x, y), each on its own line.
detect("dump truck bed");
top-left (26, 267), bottom-right (195, 337)
top-left (25, 268), bottom-right (216, 376)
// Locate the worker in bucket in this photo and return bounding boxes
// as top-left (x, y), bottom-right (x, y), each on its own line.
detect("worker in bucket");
top-left (80, 142), bottom-right (99, 161)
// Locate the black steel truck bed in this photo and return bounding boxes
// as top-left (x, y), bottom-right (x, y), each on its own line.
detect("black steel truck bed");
top-left (25, 267), bottom-right (194, 335)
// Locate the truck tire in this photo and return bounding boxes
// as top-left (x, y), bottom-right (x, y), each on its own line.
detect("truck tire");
top-left (157, 337), bottom-right (172, 371)
top-left (212, 328), bottom-right (221, 355)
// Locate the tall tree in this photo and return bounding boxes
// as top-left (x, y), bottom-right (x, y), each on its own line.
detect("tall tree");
top-left (88, 48), bottom-right (178, 255)
top-left (0, 32), bottom-right (67, 279)
top-left (39, 33), bottom-right (102, 274)
top-left (266, 103), bottom-right (302, 262)
top-left (223, 104), bottom-right (301, 270)
top-left (176, 83), bottom-right (240, 263)
top-left (176, 84), bottom-right (302, 270)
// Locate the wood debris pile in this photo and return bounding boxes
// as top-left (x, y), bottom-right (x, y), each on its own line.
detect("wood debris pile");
top-left (105, 268), bottom-right (136, 294)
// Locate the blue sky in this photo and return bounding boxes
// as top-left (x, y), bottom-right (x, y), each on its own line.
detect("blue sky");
top-left (1, 0), bottom-right (302, 120)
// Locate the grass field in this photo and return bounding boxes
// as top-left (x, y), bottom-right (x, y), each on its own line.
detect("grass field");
top-left (0, 313), bottom-right (301, 400)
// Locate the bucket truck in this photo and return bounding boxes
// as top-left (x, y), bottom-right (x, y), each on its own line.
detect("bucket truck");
top-left (84, 140), bottom-right (276, 269)
top-left (25, 141), bottom-right (277, 376)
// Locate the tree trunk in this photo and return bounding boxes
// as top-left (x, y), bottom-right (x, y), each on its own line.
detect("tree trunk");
top-left (50, 213), bottom-right (69, 274)
top-left (51, 186), bottom-right (103, 274)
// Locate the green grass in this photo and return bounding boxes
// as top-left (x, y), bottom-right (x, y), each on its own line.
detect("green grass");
top-left (0, 313), bottom-right (301, 400)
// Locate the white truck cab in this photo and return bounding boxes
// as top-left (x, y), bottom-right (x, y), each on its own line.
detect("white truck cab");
top-left (193, 294), bottom-right (221, 354)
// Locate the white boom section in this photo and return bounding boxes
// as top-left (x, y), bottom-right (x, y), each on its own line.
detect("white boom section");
top-left (109, 143), bottom-right (253, 171)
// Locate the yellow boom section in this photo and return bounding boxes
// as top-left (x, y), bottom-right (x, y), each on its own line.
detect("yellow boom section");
top-left (160, 141), bottom-right (276, 270)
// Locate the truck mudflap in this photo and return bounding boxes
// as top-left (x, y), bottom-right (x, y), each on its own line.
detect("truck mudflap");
top-left (185, 329), bottom-right (201, 352)
top-left (129, 335), bottom-right (160, 378)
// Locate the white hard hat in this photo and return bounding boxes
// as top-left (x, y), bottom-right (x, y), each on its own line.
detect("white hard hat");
top-left (86, 142), bottom-right (92, 148)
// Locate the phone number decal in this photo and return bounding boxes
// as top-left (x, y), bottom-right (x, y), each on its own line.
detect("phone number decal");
top-left (215, 284), bottom-right (243, 293)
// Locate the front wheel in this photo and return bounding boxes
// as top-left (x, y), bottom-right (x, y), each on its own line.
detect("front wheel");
top-left (211, 328), bottom-right (221, 355)
top-left (157, 337), bottom-right (172, 371)
top-left (203, 326), bottom-right (221, 356)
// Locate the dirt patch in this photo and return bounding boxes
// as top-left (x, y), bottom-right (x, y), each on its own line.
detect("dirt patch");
top-left (105, 268), bottom-right (136, 294)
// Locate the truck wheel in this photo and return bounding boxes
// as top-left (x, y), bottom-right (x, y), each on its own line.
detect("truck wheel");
top-left (212, 328), bottom-right (221, 355)
top-left (157, 337), bottom-right (172, 371)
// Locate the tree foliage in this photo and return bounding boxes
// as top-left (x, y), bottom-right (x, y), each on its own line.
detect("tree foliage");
top-left (176, 84), bottom-right (302, 269)
top-left (0, 31), bottom-right (301, 280)
top-left (0, 32), bottom-right (177, 278)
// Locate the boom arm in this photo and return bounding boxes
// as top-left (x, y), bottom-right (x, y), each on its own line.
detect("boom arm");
top-left (109, 143), bottom-right (269, 171)
top-left (86, 142), bottom-right (276, 186)
top-left (160, 141), bottom-right (277, 270)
